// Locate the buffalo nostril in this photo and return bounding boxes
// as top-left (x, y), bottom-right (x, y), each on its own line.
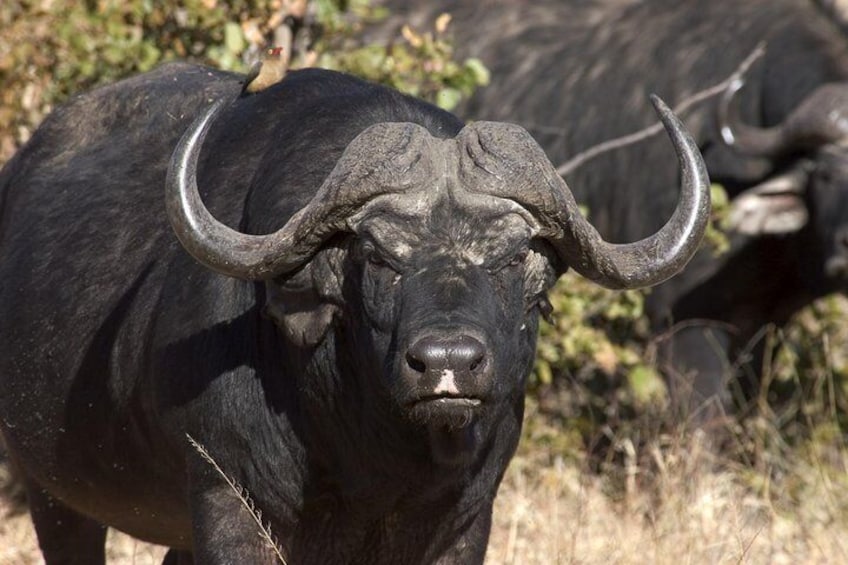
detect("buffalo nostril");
top-left (406, 353), bottom-right (427, 374)
top-left (466, 348), bottom-right (485, 372)
top-left (406, 334), bottom-right (487, 375)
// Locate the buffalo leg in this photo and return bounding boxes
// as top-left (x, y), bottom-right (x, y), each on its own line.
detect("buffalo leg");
top-left (658, 324), bottom-right (734, 427)
top-left (188, 482), bottom-right (281, 563)
top-left (25, 480), bottom-right (107, 565)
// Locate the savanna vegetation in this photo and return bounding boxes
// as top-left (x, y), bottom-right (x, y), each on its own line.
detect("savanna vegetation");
top-left (1, 1), bottom-right (847, 563)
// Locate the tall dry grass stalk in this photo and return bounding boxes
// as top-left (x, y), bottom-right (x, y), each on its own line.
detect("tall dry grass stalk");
top-left (186, 434), bottom-right (288, 564)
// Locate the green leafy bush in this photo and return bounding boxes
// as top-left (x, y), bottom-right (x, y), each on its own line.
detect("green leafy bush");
top-left (1, 0), bottom-right (274, 161)
top-left (0, 0), bottom-right (488, 163)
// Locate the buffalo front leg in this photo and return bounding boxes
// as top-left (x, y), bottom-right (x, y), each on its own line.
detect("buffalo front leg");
top-left (657, 323), bottom-right (734, 429)
top-left (186, 455), bottom-right (284, 564)
top-left (24, 478), bottom-right (107, 565)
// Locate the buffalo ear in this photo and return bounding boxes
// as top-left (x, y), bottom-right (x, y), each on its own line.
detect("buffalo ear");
top-left (726, 167), bottom-right (810, 235)
top-left (263, 248), bottom-right (344, 348)
top-left (264, 283), bottom-right (338, 348)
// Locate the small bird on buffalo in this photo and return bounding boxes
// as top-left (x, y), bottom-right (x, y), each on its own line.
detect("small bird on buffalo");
top-left (242, 47), bottom-right (289, 94)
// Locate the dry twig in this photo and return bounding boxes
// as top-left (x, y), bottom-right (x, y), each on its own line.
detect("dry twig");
top-left (556, 42), bottom-right (767, 176)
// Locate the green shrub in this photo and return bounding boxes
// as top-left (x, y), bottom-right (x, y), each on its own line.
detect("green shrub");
top-left (0, 0), bottom-right (487, 163)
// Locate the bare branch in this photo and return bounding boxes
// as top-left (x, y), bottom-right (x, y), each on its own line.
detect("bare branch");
top-left (556, 42), bottom-right (767, 176)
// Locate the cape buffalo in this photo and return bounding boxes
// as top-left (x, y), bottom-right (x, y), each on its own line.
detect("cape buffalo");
top-left (376, 0), bottom-right (848, 423)
top-left (0, 63), bottom-right (708, 562)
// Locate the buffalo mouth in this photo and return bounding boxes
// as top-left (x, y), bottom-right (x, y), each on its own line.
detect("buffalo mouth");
top-left (412, 395), bottom-right (483, 408)
top-left (406, 394), bottom-right (484, 429)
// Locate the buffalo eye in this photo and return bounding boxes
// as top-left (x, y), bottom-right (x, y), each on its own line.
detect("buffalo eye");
top-left (489, 248), bottom-right (528, 273)
top-left (367, 250), bottom-right (386, 267)
top-left (360, 241), bottom-right (386, 266)
top-left (360, 240), bottom-right (402, 278)
top-left (509, 249), bottom-right (529, 267)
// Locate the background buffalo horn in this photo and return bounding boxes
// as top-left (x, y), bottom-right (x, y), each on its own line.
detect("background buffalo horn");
top-left (462, 96), bottom-right (710, 290)
top-left (166, 99), bottom-right (432, 280)
top-left (719, 79), bottom-right (848, 157)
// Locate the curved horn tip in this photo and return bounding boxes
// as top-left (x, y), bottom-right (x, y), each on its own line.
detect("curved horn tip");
top-left (186, 98), bottom-right (228, 144)
top-left (648, 94), bottom-right (685, 132)
top-left (648, 93), bottom-right (670, 116)
top-left (717, 78), bottom-right (746, 147)
top-left (649, 94), bottom-right (689, 136)
top-left (169, 98), bottom-right (230, 184)
top-left (720, 125), bottom-right (736, 146)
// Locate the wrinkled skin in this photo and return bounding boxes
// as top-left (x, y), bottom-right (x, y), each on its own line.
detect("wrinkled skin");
top-left (374, 0), bottom-right (848, 423)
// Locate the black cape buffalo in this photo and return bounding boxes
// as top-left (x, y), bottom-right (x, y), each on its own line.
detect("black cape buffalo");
top-left (376, 0), bottom-right (848, 423)
top-left (0, 63), bottom-right (708, 562)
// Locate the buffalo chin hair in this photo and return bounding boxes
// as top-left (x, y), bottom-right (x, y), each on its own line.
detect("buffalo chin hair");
top-left (427, 423), bottom-right (480, 467)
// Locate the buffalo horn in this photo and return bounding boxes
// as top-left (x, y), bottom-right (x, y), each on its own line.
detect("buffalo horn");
top-left (166, 98), bottom-right (431, 280)
top-left (552, 96), bottom-right (710, 288)
top-left (462, 96), bottom-right (710, 290)
top-left (719, 79), bottom-right (848, 157)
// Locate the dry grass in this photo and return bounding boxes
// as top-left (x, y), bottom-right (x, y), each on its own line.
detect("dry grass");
top-left (487, 431), bottom-right (848, 564)
top-left (3, 420), bottom-right (847, 564)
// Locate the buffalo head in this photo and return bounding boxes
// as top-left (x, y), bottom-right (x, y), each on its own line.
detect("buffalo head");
top-left (720, 79), bottom-right (848, 287)
top-left (165, 96), bottom-right (708, 458)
